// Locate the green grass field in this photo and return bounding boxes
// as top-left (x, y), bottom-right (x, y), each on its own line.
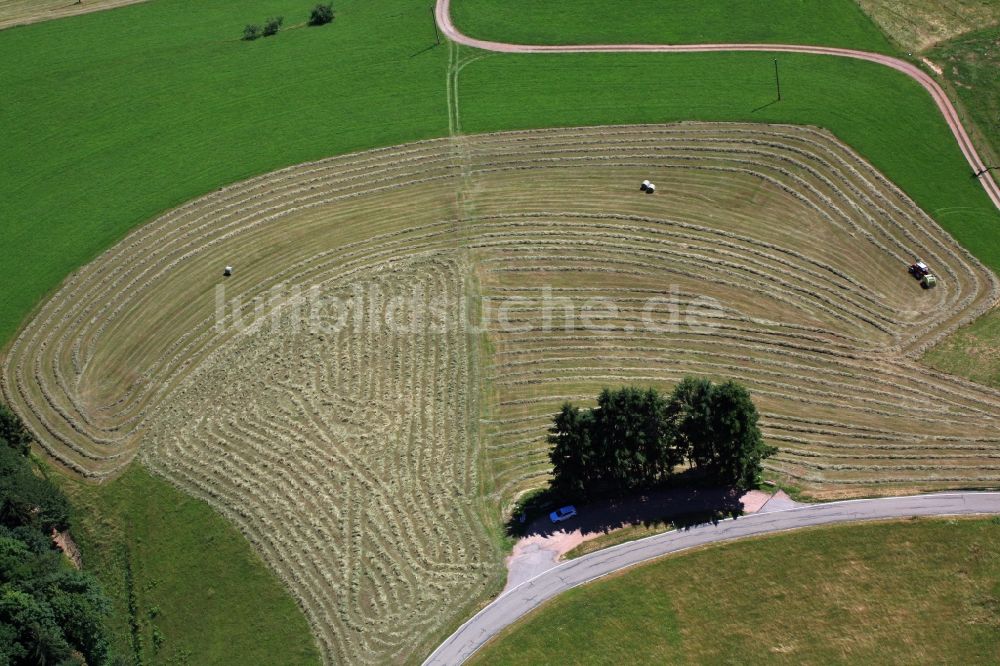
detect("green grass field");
top-left (472, 518), bottom-right (1000, 664)
top-left (925, 307), bottom-right (1000, 389)
top-left (0, 0), bottom-right (449, 346)
top-left (451, 0), bottom-right (896, 53)
top-left (60, 465), bottom-right (320, 664)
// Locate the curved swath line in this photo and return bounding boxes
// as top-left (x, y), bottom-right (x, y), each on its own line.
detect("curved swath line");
top-left (474, 235), bottom-right (903, 332)
top-left (494, 358), bottom-right (992, 420)
top-left (5, 126), bottom-right (984, 456)
top-left (474, 217), bottom-right (903, 316)
top-left (481, 252), bottom-right (896, 339)
top-left (5, 125), bottom-right (1000, 661)
top-left (491, 370), bottom-right (970, 424)
top-left (763, 411), bottom-right (1000, 442)
top-left (435, 0), bottom-right (1000, 211)
top-left (468, 156), bottom-right (977, 310)
top-left (488, 321), bottom-right (1000, 412)
top-left (491, 351), bottom-right (1000, 418)
top-left (140, 260), bottom-right (491, 663)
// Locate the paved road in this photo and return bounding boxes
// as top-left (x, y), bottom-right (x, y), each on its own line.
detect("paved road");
top-left (424, 492), bottom-right (1000, 664)
top-left (435, 0), bottom-right (1000, 211)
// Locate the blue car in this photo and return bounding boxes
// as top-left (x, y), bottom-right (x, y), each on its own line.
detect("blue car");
top-left (549, 505), bottom-right (577, 523)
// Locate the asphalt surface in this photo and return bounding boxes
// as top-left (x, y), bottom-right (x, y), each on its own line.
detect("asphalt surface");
top-left (435, 0), bottom-right (1000, 211)
top-left (424, 492), bottom-right (1000, 664)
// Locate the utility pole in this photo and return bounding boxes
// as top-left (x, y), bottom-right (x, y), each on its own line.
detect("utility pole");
top-left (973, 165), bottom-right (998, 178)
top-left (431, 5), bottom-right (441, 45)
top-left (774, 59), bottom-right (781, 101)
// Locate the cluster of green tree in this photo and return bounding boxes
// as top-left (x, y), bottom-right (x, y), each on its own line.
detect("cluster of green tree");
top-left (243, 16), bottom-right (284, 41)
top-left (243, 4), bottom-right (334, 41)
top-left (308, 4), bottom-right (335, 26)
top-left (548, 378), bottom-right (776, 500)
top-left (0, 404), bottom-right (111, 665)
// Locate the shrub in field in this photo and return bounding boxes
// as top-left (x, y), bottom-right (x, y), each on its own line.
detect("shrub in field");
top-left (242, 24), bottom-right (261, 41)
top-left (263, 16), bottom-right (284, 37)
top-left (309, 3), bottom-right (335, 26)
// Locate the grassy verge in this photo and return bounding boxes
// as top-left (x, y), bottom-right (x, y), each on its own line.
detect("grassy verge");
top-left (928, 25), bottom-right (1000, 167)
top-left (564, 519), bottom-right (675, 560)
top-left (924, 306), bottom-right (1000, 389)
top-left (472, 518), bottom-right (1000, 664)
top-left (59, 464), bottom-right (319, 665)
top-left (761, 474), bottom-right (815, 503)
top-left (451, 0), bottom-right (895, 53)
top-left (458, 49), bottom-right (1000, 270)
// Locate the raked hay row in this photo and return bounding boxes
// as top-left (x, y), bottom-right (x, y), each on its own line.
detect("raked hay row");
top-left (3, 123), bottom-right (1000, 662)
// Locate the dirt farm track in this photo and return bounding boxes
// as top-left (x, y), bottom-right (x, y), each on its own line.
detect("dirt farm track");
top-left (3, 122), bottom-right (1000, 662)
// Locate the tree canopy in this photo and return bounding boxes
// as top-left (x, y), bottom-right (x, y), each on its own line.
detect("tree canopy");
top-left (0, 405), bottom-right (31, 457)
top-left (0, 404), bottom-right (111, 665)
top-left (548, 378), bottom-right (775, 500)
top-left (309, 3), bottom-right (335, 26)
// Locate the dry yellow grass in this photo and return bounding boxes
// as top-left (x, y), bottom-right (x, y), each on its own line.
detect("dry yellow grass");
top-left (857, 0), bottom-right (1000, 51)
top-left (3, 123), bottom-right (999, 661)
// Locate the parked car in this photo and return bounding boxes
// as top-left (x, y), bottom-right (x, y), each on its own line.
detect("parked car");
top-left (549, 505), bottom-right (577, 523)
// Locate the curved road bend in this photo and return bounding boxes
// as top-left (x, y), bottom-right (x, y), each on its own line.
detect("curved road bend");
top-left (425, 492), bottom-right (1000, 664)
top-left (435, 0), bottom-right (1000, 211)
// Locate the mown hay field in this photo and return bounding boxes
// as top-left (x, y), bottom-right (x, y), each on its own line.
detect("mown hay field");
top-left (0, 0), bottom-right (144, 29)
top-left (3, 123), bottom-right (1000, 661)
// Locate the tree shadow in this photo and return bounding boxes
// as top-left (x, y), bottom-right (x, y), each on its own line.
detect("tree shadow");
top-left (507, 476), bottom-right (746, 540)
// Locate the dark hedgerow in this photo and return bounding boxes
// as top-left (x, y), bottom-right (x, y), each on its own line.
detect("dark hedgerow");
top-left (309, 3), bottom-right (335, 26)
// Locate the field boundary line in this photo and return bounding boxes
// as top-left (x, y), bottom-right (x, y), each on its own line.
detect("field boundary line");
top-left (434, 0), bottom-right (1000, 212)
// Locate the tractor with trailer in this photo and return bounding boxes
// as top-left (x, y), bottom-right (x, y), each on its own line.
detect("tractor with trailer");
top-left (909, 260), bottom-right (938, 289)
